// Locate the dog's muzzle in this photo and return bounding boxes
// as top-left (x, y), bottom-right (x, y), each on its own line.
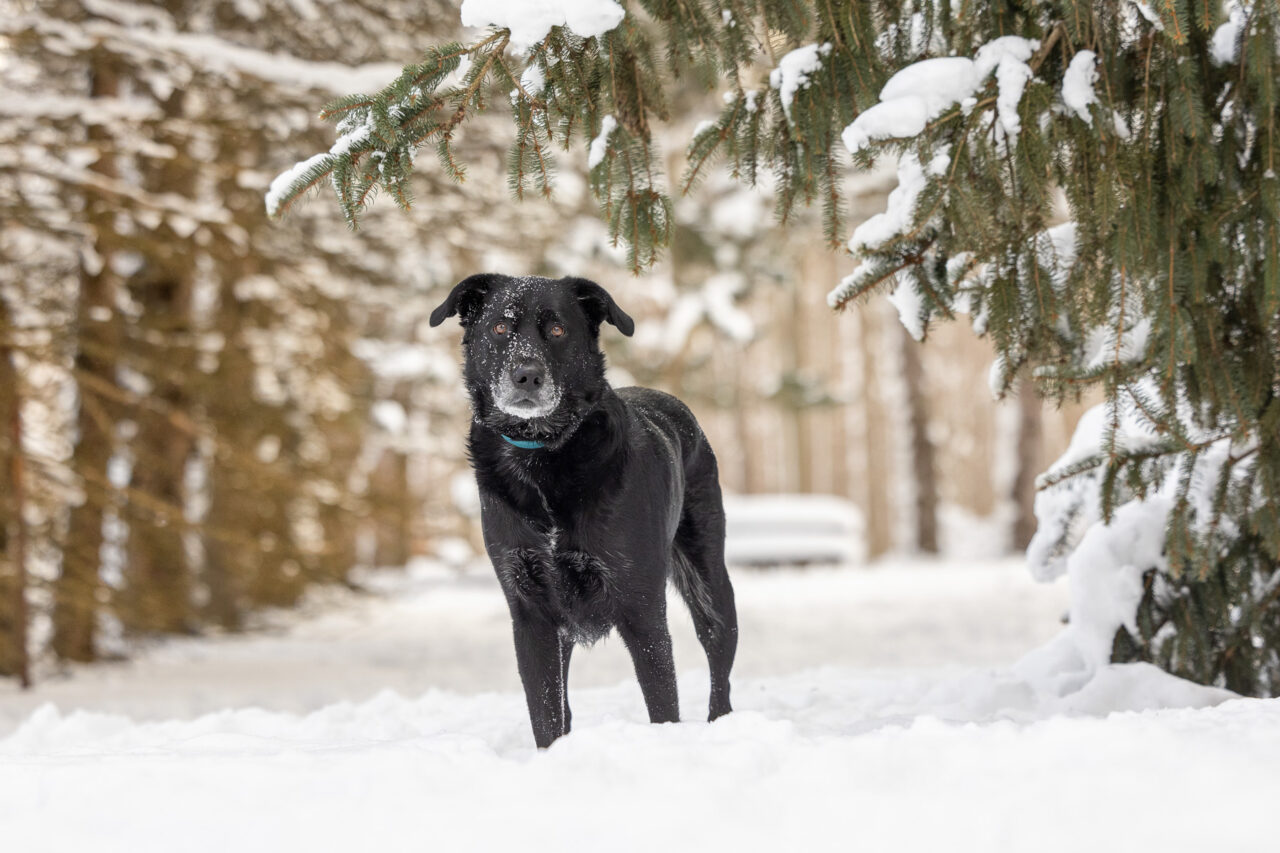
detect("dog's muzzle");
top-left (494, 359), bottom-right (560, 419)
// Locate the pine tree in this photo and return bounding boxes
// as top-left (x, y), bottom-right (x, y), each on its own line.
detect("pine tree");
top-left (0, 0), bottom-right (480, 674)
top-left (272, 0), bottom-right (1280, 694)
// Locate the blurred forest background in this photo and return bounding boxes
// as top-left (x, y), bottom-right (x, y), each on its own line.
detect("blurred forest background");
top-left (0, 0), bottom-right (1090, 685)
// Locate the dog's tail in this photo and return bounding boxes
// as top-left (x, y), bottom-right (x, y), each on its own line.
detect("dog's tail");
top-left (670, 547), bottom-right (724, 632)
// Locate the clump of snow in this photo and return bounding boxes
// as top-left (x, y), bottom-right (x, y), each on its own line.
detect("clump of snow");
top-left (1211, 2), bottom-right (1248, 66)
top-left (887, 276), bottom-right (926, 341)
top-left (986, 353), bottom-right (1007, 399)
top-left (847, 149), bottom-right (950, 254)
top-left (1081, 315), bottom-right (1152, 369)
top-left (460, 0), bottom-right (626, 52)
top-left (1062, 50), bottom-right (1099, 125)
top-left (991, 46), bottom-right (1033, 140)
top-left (827, 149), bottom-right (950, 312)
top-left (1131, 0), bottom-right (1165, 30)
top-left (842, 36), bottom-right (1038, 154)
top-left (842, 58), bottom-right (970, 153)
top-left (769, 43), bottom-right (831, 121)
top-left (1033, 222), bottom-right (1077, 288)
top-left (329, 113), bottom-right (374, 157)
top-left (587, 115), bottom-right (617, 169)
top-left (1025, 402), bottom-right (1158, 583)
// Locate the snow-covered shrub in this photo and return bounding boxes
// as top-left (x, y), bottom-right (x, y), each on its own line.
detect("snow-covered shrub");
top-left (1026, 400), bottom-right (1280, 695)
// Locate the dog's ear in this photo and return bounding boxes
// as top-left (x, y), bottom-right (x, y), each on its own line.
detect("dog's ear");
top-left (429, 274), bottom-right (500, 327)
top-left (567, 278), bottom-right (634, 337)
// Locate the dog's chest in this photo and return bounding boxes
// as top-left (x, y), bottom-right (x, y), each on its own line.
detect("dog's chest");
top-left (499, 534), bottom-right (621, 643)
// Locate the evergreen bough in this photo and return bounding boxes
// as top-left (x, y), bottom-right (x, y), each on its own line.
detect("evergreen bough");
top-left (271, 0), bottom-right (1280, 695)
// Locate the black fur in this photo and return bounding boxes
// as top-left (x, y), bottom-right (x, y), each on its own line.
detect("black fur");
top-left (431, 274), bottom-right (738, 748)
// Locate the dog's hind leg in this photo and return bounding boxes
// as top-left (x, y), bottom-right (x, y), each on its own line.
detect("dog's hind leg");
top-left (673, 481), bottom-right (738, 721)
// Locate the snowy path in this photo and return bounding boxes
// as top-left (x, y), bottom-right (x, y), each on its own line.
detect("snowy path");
top-left (3, 560), bottom-right (1278, 852)
top-left (0, 558), bottom-right (1068, 729)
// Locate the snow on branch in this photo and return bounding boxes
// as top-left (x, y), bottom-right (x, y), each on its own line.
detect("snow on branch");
top-left (769, 43), bottom-right (832, 123)
top-left (460, 0), bottom-right (625, 52)
top-left (826, 149), bottom-right (950, 324)
top-left (841, 36), bottom-right (1040, 154)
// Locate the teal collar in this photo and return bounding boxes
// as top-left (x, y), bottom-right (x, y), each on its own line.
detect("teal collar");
top-left (501, 434), bottom-right (546, 449)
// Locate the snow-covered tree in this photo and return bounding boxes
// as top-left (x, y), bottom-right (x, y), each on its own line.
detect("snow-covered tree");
top-left (273, 0), bottom-right (1280, 694)
top-left (0, 0), bottom-right (485, 669)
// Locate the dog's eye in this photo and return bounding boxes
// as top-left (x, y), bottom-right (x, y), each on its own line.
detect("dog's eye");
top-left (492, 322), bottom-right (509, 335)
top-left (549, 324), bottom-right (565, 338)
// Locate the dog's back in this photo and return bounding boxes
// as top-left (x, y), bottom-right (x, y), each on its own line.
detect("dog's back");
top-left (615, 386), bottom-right (729, 623)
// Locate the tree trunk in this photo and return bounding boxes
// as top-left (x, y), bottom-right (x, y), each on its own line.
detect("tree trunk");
top-left (120, 273), bottom-right (196, 634)
top-left (118, 85), bottom-right (198, 635)
top-left (900, 325), bottom-right (939, 553)
top-left (858, 309), bottom-right (892, 557)
top-left (0, 299), bottom-right (31, 686)
top-left (312, 406), bottom-right (364, 585)
top-left (789, 281), bottom-right (814, 493)
top-left (370, 448), bottom-right (410, 567)
top-left (1011, 375), bottom-right (1043, 551)
top-left (57, 54), bottom-right (122, 662)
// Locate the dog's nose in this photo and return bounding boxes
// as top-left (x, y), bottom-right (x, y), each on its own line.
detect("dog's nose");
top-left (512, 361), bottom-right (545, 388)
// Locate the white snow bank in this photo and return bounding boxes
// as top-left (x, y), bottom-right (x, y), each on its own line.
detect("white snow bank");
top-left (1017, 497), bottom-right (1172, 694)
top-left (842, 36), bottom-right (1039, 153)
top-left (1, 664), bottom-right (1265, 853)
top-left (461, 0), bottom-right (625, 51)
top-left (0, 558), bottom-right (1072, 732)
top-left (2, 554), bottom-right (1266, 851)
top-left (723, 493), bottom-right (862, 566)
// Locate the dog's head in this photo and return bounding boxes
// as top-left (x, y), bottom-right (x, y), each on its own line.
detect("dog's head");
top-left (429, 274), bottom-right (634, 442)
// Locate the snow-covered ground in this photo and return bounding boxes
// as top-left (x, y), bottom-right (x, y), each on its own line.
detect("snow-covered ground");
top-left (3, 559), bottom-right (1277, 852)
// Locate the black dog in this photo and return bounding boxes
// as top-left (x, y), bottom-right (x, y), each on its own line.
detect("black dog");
top-left (430, 274), bottom-right (738, 748)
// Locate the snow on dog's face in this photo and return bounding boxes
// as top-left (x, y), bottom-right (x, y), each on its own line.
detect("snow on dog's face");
top-left (430, 274), bottom-right (634, 442)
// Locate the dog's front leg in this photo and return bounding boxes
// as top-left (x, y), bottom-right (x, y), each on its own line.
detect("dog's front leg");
top-left (511, 608), bottom-right (571, 748)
